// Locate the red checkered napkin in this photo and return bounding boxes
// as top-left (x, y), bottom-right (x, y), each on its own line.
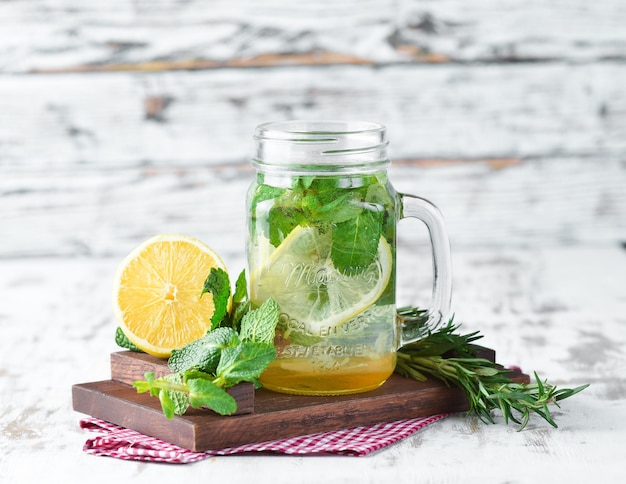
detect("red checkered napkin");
top-left (80, 414), bottom-right (448, 463)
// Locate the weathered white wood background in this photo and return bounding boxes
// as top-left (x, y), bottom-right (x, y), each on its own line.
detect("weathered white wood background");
top-left (1, 1), bottom-right (625, 483)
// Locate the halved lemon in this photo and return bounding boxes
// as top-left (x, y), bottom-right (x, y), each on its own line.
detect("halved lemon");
top-left (250, 226), bottom-right (392, 336)
top-left (113, 234), bottom-right (228, 358)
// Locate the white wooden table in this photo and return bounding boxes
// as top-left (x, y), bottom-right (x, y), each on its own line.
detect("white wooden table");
top-left (1, 1), bottom-right (625, 482)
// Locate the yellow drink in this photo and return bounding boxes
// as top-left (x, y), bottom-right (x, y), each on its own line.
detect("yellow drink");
top-left (260, 352), bottom-right (396, 395)
top-left (247, 121), bottom-right (452, 395)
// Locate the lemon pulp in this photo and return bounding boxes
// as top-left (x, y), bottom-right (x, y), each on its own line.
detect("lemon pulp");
top-left (250, 226), bottom-right (395, 395)
top-left (113, 234), bottom-right (228, 358)
top-left (251, 226), bottom-right (392, 335)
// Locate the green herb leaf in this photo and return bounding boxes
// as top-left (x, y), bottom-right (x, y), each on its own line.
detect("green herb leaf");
top-left (200, 267), bottom-right (231, 328)
top-left (308, 177), bottom-right (340, 205)
top-left (268, 203), bottom-right (303, 247)
top-left (232, 300), bottom-right (251, 329)
top-left (299, 176), bottom-right (316, 190)
top-left (396, 316), bottom-right (590, 430)
top-left (230, 269), bottom-right (250, 331)
top-left (315, 193), bottom-right (363, 224)
top-left (168, 327), bottom-right (240, 374)
top-left (215, 341), bottom-right (277, 388)
top-left (251, 182), bottom-right (286, 207)
top-left (131, 268), bottom-right (281, 420)
top-left (186, 378), bottom-right (237, 415)
top-left (133, 372), bottom-right (189, 419)
top-left (239, 298), bottom-right (280, 346)
top-left (365, 182), bottom-right (394, 207)
top-left (331, 208), bottom-right (383, 273)
top-left (474, 367), bottom-right (502, 377)
top-left (163, 373), bottom-right (190, 416)
top-left (132, 377), bottom-right (153, 394)
top-left (115, 327), bottom-right (144, 353)
top-left (159, 386), bottom-right (176, 419)
top-left (233, 269), bottom-right (248, 303)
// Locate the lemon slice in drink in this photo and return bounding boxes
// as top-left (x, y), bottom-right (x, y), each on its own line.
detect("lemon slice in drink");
top-left (250, 226), bottom-right (392, 336)
top-left (113, 234), bottom-right (228, 358)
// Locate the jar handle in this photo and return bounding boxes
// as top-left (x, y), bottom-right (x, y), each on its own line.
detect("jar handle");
top-left (396, 193), bottom-right (452, 347)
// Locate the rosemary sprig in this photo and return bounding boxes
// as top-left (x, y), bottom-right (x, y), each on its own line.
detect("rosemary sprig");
top-left (395, 316), bottom-right (589, 430)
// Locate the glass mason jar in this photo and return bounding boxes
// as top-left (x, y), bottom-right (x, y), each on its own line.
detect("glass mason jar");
top-left (247, 120), bottom-right (452, 396)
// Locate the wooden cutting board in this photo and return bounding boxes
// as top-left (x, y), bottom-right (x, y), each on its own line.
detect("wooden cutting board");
top-left (72, 350), bottom-right (529, 452)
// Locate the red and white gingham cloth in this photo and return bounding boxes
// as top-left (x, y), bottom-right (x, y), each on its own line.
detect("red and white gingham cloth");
top-left (80, 414), bottom-right (448, 463)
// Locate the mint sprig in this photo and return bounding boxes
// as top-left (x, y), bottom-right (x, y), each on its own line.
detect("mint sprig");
top-left (132, 270), bottom-right (280, 419)
top-left (168, 327), bottom-right (240, 374)
top-left (330, 208), bottom-right (383, 273)
top-left (239, 298), bottom-right (280, 346)
top-left (200, 267), bottom-right (231, 329)
top-left (231, 269), bottom-right (251, 330)
top-left (133, 370), bottom-right (237, 417)
top-left (214, 340), bottom-right (276, 388)
top-left (254, 175), bottom-right (392, 273)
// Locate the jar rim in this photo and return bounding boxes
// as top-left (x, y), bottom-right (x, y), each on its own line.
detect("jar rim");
top-left (252, 120), bottom-right (389, 174)
top-left (254, 120), bottom-right (386, 140)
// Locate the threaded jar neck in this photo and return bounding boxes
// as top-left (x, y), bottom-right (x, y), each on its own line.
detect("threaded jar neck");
top-left (253, 120), bottom-right (389, 175)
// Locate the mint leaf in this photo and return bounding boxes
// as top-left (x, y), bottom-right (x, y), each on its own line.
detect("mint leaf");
top-left (164, 373), bottom-right (190, 416)
top-left (308, 176), bottom-right (339, 205)
top-left (250, 183), bottom-right (286, 241)
top-left (315, 193), bottom-right (364, 224)
top-left (132, 374), bottom-right (153, 394)
top-left (132, 368), bottom-right (239, 418)
top-left (115, 327), bottom-right (144, 353)
top-left (215, 341), bottom-right (277, 388)
top-left (233, 269), bottom-right (248, 303)
top-left (231, 269), bottom-right (250, 330)
top-left (250, 182), bottom-right (285, 207)
top-left (299, 176), bottom-right (316, 190)
top-left (268, 203), bottom-right (302, 247)
top-left (232, 300), bottom-right (251, 330)
top-left (331, 207), bottom-right (383, 273)
top-left (239, 298), bottom-right (280, 346)
top-left (200, 267), bottom-right (231, 328)
top-left (250, 182), bottom-right (297, 246)
top-left (365, 182), bottom-right (393, 207)
top-left (186, 378), bottom-right (237, 415)
top-left (168, 327), bottom-right (239, 373)
top-left (159, 386), bottom-right (176, 419)
top-left (133, 372), bottom-right (188, 419)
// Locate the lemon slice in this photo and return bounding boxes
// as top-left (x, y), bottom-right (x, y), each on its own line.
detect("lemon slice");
top-left (250, 226), bottom-right (392, 336)
top-left (113, 234), bottom-right (228, 358)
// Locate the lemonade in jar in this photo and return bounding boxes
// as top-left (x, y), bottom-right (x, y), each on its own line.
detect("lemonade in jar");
top-left (247, 121), bottom-right (452, 395)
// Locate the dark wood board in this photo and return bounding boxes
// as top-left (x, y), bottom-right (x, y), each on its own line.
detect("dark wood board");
top-left (73, 350), bottom-right (529, 452)
top-left (110, 351), bottom-right (172, 384)
top-left (109, 351), bottom-right (255, 415)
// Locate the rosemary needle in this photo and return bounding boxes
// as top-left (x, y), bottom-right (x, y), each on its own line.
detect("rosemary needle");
top-left (394, 315), bottom-right (589, 430)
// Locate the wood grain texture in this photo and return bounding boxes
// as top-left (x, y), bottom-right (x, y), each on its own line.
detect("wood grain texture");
top-left (2, 157), bottom-right (624, 259)
top-left (110, 351), bottom-right (173, 384)
top-left (1, 2), bottom-right (624, 260)
top-left (1, 0), bottom-right (625, 74)
top-left (1, 0), bottom-right (625, 480)
top-left (1, 62), bottom-right (625, 168)
top-left (73, 366), bottom-right (528, 452)
top-left (2, 249), bottom-right (625, 481)
top-left (109, 351), bottom-right (255, 414)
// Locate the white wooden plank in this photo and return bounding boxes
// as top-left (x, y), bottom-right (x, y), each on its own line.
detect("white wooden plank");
top-left (2, 157), bottom-right (624, 258)
top-left (1, 1), bottom-right (624, 479)
top-left (1, 62), bottom-right (625, 168)
top-left (1, 0), bottom-right (625, 73)
top-left (395, 0), bottom-right (626, 62)
top-left (1, 247), bottom-right (625, 481)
